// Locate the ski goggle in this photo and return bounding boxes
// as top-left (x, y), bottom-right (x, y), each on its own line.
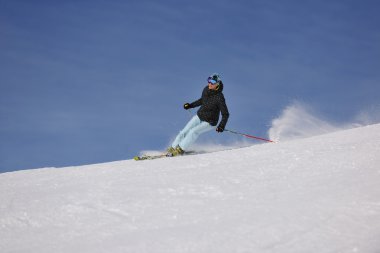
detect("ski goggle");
top-left (207, 77), bottom-right (217, 84)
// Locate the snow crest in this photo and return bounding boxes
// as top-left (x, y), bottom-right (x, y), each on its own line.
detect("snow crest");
top-left (268, 102), bottom-right (341, 141)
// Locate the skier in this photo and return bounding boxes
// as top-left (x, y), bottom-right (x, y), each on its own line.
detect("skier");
top-left (167, 73), bottom-right (230, 156)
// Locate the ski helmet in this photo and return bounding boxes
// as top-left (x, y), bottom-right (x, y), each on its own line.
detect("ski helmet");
top-left (207, 73), bottom-right (221, 84)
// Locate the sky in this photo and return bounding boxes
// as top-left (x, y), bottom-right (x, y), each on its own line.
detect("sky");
top-left (1, 0), bottom-right (380, 173)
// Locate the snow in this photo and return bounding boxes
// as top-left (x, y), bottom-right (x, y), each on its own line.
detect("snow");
top-left (1, 124), bottom-right (380, 253)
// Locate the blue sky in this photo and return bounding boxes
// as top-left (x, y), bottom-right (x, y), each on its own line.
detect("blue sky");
top-left (1, 0), bottom-right (379, 172)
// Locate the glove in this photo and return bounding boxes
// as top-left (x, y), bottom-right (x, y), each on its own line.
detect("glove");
top-left (216, 126), bottom-right (224, 133)
top-left (183, 103), bottom-right (191, 110)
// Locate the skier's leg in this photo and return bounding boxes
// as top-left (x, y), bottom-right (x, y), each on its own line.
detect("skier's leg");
top-left (171, 115), bottom-right (201, 148)
top-left (179, 121), bottom-right (214, 150)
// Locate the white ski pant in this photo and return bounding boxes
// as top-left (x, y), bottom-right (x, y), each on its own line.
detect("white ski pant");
top-left (171, 115), bottom-right (214, 150)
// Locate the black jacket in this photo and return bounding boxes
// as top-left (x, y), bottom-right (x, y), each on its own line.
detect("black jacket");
top-left (189, 82), bottom-right (229, 129)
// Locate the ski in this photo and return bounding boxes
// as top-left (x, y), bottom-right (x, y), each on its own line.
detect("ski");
top-left (133, 153), bottom-right (168, 161)
top-left (133, 151), bottom-right (198, 161)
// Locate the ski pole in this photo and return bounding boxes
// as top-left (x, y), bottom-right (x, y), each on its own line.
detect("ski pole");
top-left (224, 129), bottom-right (275, 143)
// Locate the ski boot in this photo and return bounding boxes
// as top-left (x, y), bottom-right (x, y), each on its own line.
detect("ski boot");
top-left (166, 145), bottom-right (185, 157)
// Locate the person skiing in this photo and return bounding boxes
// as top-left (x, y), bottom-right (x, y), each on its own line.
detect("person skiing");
top-left (167, 73), bottom-right (230, 156)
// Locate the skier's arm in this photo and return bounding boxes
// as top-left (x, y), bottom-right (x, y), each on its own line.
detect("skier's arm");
top-left (189, 98), bottom-right (202, 108)
top-left (189, 86), bottom-right (206, 108)
top-left (217, 96), bottom-right (229, 130)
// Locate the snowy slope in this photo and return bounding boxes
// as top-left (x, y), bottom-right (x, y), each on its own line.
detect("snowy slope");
top-left (1, 124), bottom-right (380, 253)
